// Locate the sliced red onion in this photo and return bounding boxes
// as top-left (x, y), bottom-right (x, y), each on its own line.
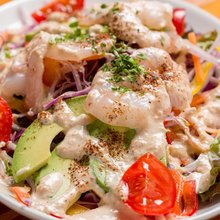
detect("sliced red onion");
top-left (43, 86), bottom-right (91, 110)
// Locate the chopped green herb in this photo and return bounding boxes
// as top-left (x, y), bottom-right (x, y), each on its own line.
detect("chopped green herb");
top-left (112, 3), bottom-right (120, 14)
top-left (69, 21), bottom-right (79, 28)
top-left (216, 96), bottom-right (220, 99)
top-left (102, 25), bottom-right (110, 34)
top-left (49, 27), bottom-right (89, 44)
top-left (109, 54), bottom-right (146, 83)
top-left (4, 50), bottom-right (11, 59)
top-left (100, 42), bottom-right (106, 48)
top-left (112, 86), bottom-right (131, 93)
top-left (101, 3), bottom-right (108, 9)
top-left (136, 53), bottom-right (147, 60)
top-left (25, 33), bottom-right (35, 42)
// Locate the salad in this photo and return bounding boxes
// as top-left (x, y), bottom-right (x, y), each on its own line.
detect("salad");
top-left (0, 0), bottom-right (220, 219)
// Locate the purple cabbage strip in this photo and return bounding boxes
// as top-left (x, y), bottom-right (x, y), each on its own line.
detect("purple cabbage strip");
top-left (43, 86), bottom-right (91, 110)
top-left (10, 128), bottom-right (26, 143)
top-left (78, 191), bottom-right (100, 209)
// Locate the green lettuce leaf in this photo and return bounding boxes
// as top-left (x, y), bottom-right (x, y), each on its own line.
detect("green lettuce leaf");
top-left (197, 30), bottom-right (217, 51)
top-left (199, 135), bottom-right (220, 201)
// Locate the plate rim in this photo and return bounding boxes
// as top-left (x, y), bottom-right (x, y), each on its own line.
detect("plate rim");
top-left (0, 0), bottom-right (220, 220)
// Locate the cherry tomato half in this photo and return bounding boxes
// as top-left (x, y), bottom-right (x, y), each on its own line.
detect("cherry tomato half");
top-left (173, 8), bottom-right (186, 36)
top-left (121, 153), bottom-right (176, 216)
top-left (32, 0), bottom-right (84, 23)
top-left (0, 97), bottom-right (12, 142)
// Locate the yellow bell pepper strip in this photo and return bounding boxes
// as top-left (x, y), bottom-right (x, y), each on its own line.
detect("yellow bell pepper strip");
top-left (190, 62), bottom-right (214, 96)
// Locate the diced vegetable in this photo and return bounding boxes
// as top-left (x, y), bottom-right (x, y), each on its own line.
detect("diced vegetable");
top-left (90, 158), bottom-right (110, 193)
top-left (190, 92), bottom-right (209, 107)
top-left (170, 170), bottom-right (198, 216)
top-left (120, 153), bottom-right (176, 216)
top-left (0, 97), bottom-right (12, 142)
top-left (172, 8), bottom-right (186, 36)
top-left (190, 62), bottom-right (214, 96)
top-left (32, 0), bottom-right (84, 23)
top-left (10, 186), bottom-right (30, 206)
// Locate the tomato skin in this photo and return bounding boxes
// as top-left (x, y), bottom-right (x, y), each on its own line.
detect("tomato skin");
top-left (121, 153), bottom-right (176, 216)
top-left (172, 8), bottom-right (186, 36)
top-left (0, 97), bottom-right (12, 142)
top-left (32, 11), bottom-right (47, 23)
top-left (32, 0), bottom-right (84, 23)
top-left (170, 170), bottom-right (198, 216)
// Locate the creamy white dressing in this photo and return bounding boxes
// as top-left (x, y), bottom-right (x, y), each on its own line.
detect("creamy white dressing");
top-left (35, 172), bottom-right (64, 199)
top-left (53, 100), bottom-right (93, 130)
top-left (1, 1), bottom-right (218, 219)
top-left (182, 154), bottom-right (215, 193)
top-left (57, 125), bottom-right (97, 160)
top-left (195, 85), bottom-right (220, 129)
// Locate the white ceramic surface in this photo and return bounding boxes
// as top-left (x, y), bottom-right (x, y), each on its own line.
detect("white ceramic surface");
top-left (0, 0), bottom-right (220, 219)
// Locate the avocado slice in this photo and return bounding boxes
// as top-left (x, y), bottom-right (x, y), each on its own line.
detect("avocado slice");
top-left (35, 149), bottom-right (81, 203)
top-left (87, 120), bottom-right (136, 149)
top-left (12, 121), bottom-right (63, 183)
top-left (90, 158), bottom-right (110, 193)
top-left (12, 96), bottom-right (87, 183)
top-left (87, 121), bottom-right (136, 192)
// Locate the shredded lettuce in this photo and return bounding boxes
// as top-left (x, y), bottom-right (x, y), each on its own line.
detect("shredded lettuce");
top-left (197, 30), bottom-right (217, 51)
top-left (199, 135), bottom-right (220, 201)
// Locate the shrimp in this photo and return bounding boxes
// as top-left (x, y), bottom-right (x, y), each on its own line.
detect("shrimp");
top-left (131, 47), bottom-right (192, 110)
top-left (78, 1), bottom-right (185, 53)
top-left (84, 61), bottom-right (170, 159)
top-left (32, 21), bottom-right (72, 35)
top-left (85, 64), bottom-right (171, 130)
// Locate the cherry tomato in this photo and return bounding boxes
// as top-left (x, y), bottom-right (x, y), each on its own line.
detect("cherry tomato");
top-left (170, 170), bottom-right (198, 216)
top-left (0, 97), bottom-right (12, 142)
top-left (121, 153), bottom-right (176, 216)
top-left (32, 0), bottom-right (84, 23)
top-left (32, 11), bottom-right (47, 23)
top-left (172, 8), bottom-right (186, 36)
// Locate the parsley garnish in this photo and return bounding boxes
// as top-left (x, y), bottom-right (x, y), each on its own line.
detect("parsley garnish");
top-left (112, 86), bottom-right (131, 93)
top-left (101, 4), bottom-right (108, 9)
top-left (25, 33), bottom-right (35, 42)
top-left (112, 3), bottom-right (120, 14)
top-left (136, 53), bottom-right (147, 60)
top-left (49, 27), bottom-right (89, 44)
top-left (109, 54), bottom-right (146, 83)
top-left (4, 50), bottom-right (11, 59)
top-left (216, 95), bottom-right (220, 99)
top-left (69, 21), bottom-right (79, 28)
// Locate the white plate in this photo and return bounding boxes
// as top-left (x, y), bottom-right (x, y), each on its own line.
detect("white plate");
top-left (0, 0), bottom-right (220, 219)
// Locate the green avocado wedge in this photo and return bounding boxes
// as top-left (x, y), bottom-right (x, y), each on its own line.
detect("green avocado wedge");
top-left (35, 149), bottom-right (81, 203)
top-left (90, 158), bottom-right (110, 193)
top-left (12, 96), bottom-right (87, 183)
top-left (12, 121), bottom-right (63, 183)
